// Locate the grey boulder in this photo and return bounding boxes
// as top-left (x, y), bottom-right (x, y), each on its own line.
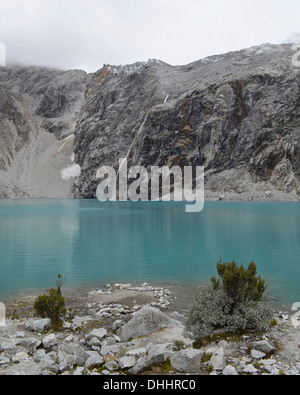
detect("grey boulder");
top-left (170, 348), bottom-right (204, 373)
top-left (117, 306), bottom-right (179, 341)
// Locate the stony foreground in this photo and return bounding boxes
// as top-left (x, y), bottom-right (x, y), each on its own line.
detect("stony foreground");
top-left (0, 283), bottom-right (300, 376)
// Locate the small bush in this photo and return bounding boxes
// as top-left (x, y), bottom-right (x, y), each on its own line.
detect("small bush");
top-left (211, 259), bottom-right (267, 309)
top-left (34, 276), bottom-right (66, 329)
top-left (185, 260), bottom-right (272, 341)
top-left (270, 318), bottom-right (278, 327)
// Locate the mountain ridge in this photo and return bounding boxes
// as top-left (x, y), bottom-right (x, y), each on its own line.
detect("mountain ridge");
top-left (0, 43), bottom-right (299, 201)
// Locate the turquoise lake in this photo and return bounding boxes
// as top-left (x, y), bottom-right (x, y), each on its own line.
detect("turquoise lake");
top-left (0, 199), bottom-right (300, 307)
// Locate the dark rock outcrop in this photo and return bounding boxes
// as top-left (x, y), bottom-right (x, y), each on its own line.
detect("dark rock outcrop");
top-left (72, 44), bottom-right (300, 200)
top-left (0, 43), bottom-right (300, 200)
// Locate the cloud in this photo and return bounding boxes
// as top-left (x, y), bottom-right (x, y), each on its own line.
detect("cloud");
top-left (0, 0), bottom-right (299, 72)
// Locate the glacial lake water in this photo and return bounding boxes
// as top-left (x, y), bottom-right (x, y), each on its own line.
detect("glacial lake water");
top-left (0, 199), bottom-right (300, 308)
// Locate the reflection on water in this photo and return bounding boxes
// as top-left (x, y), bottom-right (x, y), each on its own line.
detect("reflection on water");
top-left (0, 199), bottom-right (300, 307)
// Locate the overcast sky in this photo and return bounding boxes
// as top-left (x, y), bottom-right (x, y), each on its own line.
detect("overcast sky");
top-left (0, 0), bottom-right (299, 73)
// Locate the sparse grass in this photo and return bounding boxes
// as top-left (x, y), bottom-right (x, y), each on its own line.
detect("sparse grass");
top-left (172, 340), bottom-right (186, 352)
top-left (202, 352), bottom-right (213, 363)
top-left (118, 345), bottom-right (127, 358)
top-left (138, 359), bottom-right (174, 375)
top-left (160, 358), bottom-right (173, 373)
top-left (193, 330), bottom-right (269, 349)
top-left (270, 318), bottom-right (278, 327)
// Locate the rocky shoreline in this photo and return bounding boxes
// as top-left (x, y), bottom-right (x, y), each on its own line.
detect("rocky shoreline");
top-left (1, 282), bottom-right (300, 376)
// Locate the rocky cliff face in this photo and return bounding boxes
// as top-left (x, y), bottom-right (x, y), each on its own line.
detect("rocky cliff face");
top-left (0, 67), bottom-right (87, 197)
top-left (0, 43), bottom-right (300, 200)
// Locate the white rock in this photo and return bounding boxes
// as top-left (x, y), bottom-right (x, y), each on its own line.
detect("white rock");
top-left (210, 347), bottom-right (226, 371)
top-left (170, 348), bottom-right (204, 373)
top-left (218, 340), bottom-right (228, 348)
top-left (147, 343), bottom-right (173, 362)
top-left (72, 367), bottom-right (85, 375)
top-left (129, 356), bottom-right (149, 374)
top-left (103, 361), bottom-right (119, 372)
top-left (126, 347), bottom-right (147, 358)
top-left (129, 343), bottom-right (173, 374)
top-left (252, 340), bottom-right (276, 354)
top-left (65, 334), bottom-right (74, 343)
top-left (100, 344), bottom-right (120, 356)
top-left (113, 334), bottom-right (121, 343)
top-left (43, 334), bottom-right (57, 349)
top-left (118, 356), bottom-right (136, 369)
top-left (0, 360), bottom-right (43, 375)
top-left (118, 283), bottom-right (132, 290)
top-left (251, 349), bottom-right (266, 359)
top-left (243, 364), bottom-right (258, 374)
top-left (223, 365), bottom-right (239, 375)
top-left (100, 312), bottom-right (112, 318)
top-left (0, 355), bottom-right (10, 365)
top-left (261, 359), bottom-right (277, 367)
top-left (33, 349), bottom-right (56, 366)
top-left (71, 315), bottom-right (94, 330)
top-left (12, 352), bottom-right (31, 364)
top-left (260, 359), bottom-right (277, 373)
top-left (57, 350), bottom-right (76, 373)
top-left (31, 318), bottom-right (51, 333)
top-left (16, 337), bottom-right (42, 354)
top-left (118, 306), bottom-right (179, 341)
top-left (87, 337), bottom-right (102, 348)
top-left (0, 339), bottom-right (15, 352)
top-left (85, 353), bottom-right (104, 370)
top-left (86, 328), bottom-right (107, 341)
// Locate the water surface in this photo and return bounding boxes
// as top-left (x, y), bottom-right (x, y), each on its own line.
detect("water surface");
top-left (0, 199), bottom-right (299, 308)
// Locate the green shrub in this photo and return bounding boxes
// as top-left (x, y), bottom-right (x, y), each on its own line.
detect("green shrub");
top-left (34, 276), bottom-right (66, 328)
top-left (185, 260), bottom-right (272, 341)
top-left (211, 259), bottom-right (267, 309)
